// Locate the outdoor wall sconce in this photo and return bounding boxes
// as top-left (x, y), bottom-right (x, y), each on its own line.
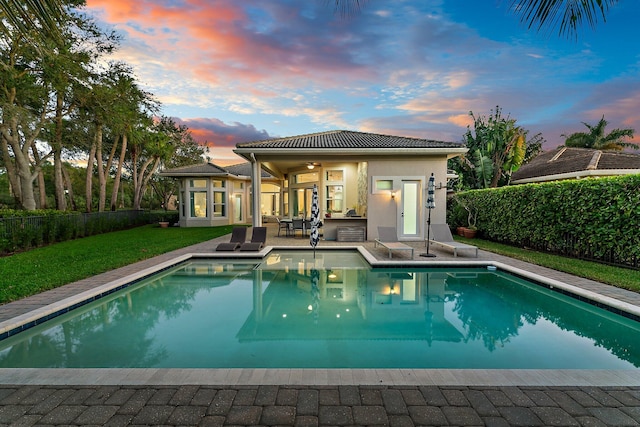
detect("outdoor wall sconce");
top-left (390, 190), bottom-right (396, 199)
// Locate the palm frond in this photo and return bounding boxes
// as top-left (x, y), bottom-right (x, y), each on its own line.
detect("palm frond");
top-left (508, 0), bottom-right (619, 39)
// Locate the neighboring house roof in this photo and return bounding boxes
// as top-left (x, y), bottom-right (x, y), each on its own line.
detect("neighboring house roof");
top-left (235, 130), bottom-right (464, 152)
top-left (511, 147), bottom-right (640, 184)
top-left (160, 162), bottom-right (272, 178)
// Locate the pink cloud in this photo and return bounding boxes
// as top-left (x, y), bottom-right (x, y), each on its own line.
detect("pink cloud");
top-left (85, 0), bottom-right (374, 88)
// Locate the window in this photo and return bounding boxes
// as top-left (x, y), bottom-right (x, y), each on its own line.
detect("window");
top-left (325, 169), bottom-right (345, 213)
top-left (212, 180), bottom-right (226, 217)
top-left (260, 183), bottom-right (281, 216)
top-left (326, 185), bottom-right (343, 212)
top-left (325, 170), bottom-right (344, 181)
top-left (294, 172), bottom-right (319, 184)
top-left (190, 179), bottom-right (207, 187)
top-left (375, 179), bottom-right (393, 191)
top-left (190, 191), bottom-right (207, 217)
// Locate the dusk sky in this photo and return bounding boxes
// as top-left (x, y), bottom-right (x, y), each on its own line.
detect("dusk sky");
top-left (84, 0), bottom-right (640, 165)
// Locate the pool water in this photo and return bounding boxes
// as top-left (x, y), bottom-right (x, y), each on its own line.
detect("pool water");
top-left (1, 250), bottom-right (639, 369)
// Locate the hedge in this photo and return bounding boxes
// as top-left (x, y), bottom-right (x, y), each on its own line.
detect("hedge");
top-left (448, 175), bottom-right (640, 269)
top-left (0, 209), bottom-right (179, 254)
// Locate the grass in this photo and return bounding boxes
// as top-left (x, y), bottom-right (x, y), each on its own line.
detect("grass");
top-left (1, 224), bottom-right (637, 305)
top-left (456, 236), bottom-right (640, 292)
top-left (0, 224), bottom-right (235, 304)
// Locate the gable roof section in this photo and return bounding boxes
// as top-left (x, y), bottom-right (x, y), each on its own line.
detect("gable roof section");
top-left (511, 147), bottom-right (640, 183)
top-left (235, 130), bottom-right (464, 152)
top-left (223, 162), bottom-right (272, 178)
top-left (160, 162), bottom-right (229, 177)
top-left (160, 162), bottom-right (273, 178)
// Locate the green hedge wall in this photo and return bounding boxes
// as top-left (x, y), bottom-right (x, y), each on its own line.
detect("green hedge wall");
top-left (0, 210), bottom-right (179, 254)
top-left (448, 175), bottom-right (640, 268)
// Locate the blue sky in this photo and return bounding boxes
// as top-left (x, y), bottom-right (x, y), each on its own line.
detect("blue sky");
top-left (85, 0), bottom-right (640, 164)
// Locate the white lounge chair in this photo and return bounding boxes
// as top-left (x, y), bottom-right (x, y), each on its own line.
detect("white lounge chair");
top-left (428, 224), bottom-right (478, 257)
top-left (374, 226), bottom-right (414, 259)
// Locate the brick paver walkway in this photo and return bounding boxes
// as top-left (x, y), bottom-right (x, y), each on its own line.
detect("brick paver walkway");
top-left (1, 384), bottom-right (640, 426)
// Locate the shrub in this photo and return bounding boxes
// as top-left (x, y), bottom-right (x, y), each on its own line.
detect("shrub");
top-left (448, 175), bottom-right (640, 268)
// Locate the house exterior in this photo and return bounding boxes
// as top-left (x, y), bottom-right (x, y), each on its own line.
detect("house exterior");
top-left (232, 130), bottom-right (466, 242)
top-left (161, 130), bottom-right (466, 240)
top-left (159, 162), bottom-right (279, 227)
top-left (511, 147), bottom-right (640, 184)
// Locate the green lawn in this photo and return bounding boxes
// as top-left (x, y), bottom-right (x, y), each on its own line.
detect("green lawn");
top-left (455, 236), bottom-right (640, 292)
top-left (0, 224), bottom-right (235, 304)
top-left (1, 224), bottom-right (637, 305)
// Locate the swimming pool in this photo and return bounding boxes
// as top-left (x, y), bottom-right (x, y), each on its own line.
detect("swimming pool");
top-left (0, 250), bottom-right (639, 370)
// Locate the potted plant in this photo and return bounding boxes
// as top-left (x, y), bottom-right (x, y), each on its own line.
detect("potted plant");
top-left (325, 209), bottom-right (332, 218)
top-left (463, 225), bottom-right (477, 238)
top-left (452, 194), bottom-right (478, 238)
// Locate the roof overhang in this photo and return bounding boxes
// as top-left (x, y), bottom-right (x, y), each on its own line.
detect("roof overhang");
top-left (511, 169), bottom-right (640, 184)
top-left (234, 147), bottom-right (468, 177)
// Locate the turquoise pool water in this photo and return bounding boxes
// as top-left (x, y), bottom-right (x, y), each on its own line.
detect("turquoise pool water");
top-left (0, 250), bottom-right (638, 369)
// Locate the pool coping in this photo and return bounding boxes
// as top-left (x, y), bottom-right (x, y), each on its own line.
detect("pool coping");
top-left (1, 245), bottom-right (640, 386)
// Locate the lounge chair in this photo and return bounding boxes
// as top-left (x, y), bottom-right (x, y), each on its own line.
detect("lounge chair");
top-left (428, 224), bottom-right (478, 257)
top-left (240, 227), bottom-right (267, 251)
top-left (374, 226), bottom-right (414, 259)
top-left (215, 227), bottom-right (247, 251)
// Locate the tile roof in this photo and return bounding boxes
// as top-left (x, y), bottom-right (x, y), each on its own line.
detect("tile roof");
top-left (223, 163), bottom-right (272, 178)
top-left (160, 162), bottom-right (272, 178)
top-left (160, 162), bottom-right (229, 176)
top-left (512, 147), bottom-right (640, 182)
top-left (235, 130), bottom-right (462, 149)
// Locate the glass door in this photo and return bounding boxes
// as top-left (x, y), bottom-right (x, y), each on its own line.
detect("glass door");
top-left (400, 180), bottom-right (421, 238)
top-left (232, 194), bottom-right (243, 223)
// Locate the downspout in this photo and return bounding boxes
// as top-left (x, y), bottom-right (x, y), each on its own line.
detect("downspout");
top-left (250, 153), bottom-right (262, 227)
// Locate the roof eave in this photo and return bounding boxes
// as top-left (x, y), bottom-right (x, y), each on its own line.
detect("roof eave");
top-left (233, 147), bottom-right (468, 156)
top-left (511, 169), bottom-right (640, 184)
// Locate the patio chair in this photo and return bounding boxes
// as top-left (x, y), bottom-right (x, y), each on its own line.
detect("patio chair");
top-left (276, 218), bottom-right (291, 236)
top-left (240, 227), bottom-right (267, 251)
top-left (291, 218), bottom-right (305, 237)
top-left (215, 227), bottom-right (247, 251)
top-left (428, 224), bottom-right (478, 257)
top-left (374, 226), bottom-right (414, 259)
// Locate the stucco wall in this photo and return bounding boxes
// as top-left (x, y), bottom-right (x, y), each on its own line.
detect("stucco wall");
top-left (366, 157), bottom-right (449, 241)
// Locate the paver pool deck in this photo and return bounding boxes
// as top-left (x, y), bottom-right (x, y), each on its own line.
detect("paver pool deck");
top-left (1, 224), bottom-right (639, 426)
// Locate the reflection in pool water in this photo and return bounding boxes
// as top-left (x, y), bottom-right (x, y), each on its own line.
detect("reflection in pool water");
top-left (0, 251), bottom-right (639, 369)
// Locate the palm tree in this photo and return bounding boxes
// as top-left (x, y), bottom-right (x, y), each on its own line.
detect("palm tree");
top-left (331, 0), bottom-right (619, 38)
top-left (0, 0), bottom-right (68, 42)
top-left (563, 116), bottom-right (636, 151)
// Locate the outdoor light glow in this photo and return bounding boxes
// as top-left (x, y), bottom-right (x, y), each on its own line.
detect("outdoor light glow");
top-left (308, 305), bottom-right (313, 311)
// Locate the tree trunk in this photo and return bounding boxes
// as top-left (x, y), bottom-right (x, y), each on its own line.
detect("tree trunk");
top-left (62, 164), bottom-right (76, 211)
top-left (110, 133), bottom-right (127, 211)
top-left (85, 139), bottom-right (96, 213)
top-left (95, 125), bottom-right (106, 212)
top-left (31, 146), bottom-right (47, 209)
top-left (0, 136), bottom-right (21, 205)
top-left (53, 93), bottom-right (67, 210)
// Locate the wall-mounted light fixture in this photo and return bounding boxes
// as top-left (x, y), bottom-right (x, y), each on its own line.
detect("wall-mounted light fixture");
top-left (390, 190), bottom-right (396, 199)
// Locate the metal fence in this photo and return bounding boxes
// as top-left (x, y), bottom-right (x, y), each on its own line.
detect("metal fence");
top-left (521, 233), bottom-right (638, 271)
top-left (0, 210), bottom-right (149, 254)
